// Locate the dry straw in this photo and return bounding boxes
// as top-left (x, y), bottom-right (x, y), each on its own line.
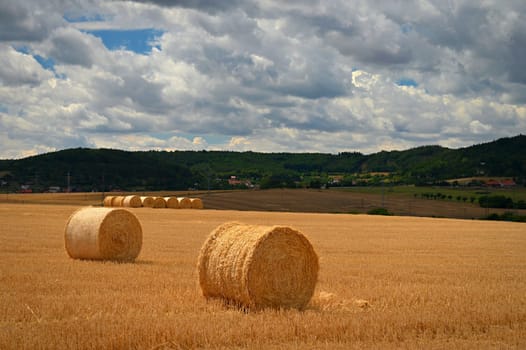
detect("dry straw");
top-left (312, 291), bottom-right (370, 311)
top-left (177, 197), bottom-right (192, 209)
top-left (140, 196), bottom-right (154, 207)
top-left (64, 207), bottom-right (142, 261)
top-left (122, 195), bottom-right (142, 208)
top-left (103, 196), bottom-right (114, 207)
top-left (190, 198), bottom-right (204, 209)
top-left (151, 197), bottom-right (166, 208)
top-left (164, 197), bottom-right (180, 209)
top-left (197, 222), bottom-right (319, 310)
top-left (111, 196), bottom-right (125, 207)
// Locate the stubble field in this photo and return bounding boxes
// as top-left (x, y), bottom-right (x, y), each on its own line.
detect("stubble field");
top-left (1, 201), bottom-right (525, 349)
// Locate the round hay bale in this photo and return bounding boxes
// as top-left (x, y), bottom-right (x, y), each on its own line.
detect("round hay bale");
top-left (190, 198), bottom-right (204, 209)
top-left (177, 197), bottom-right (192, 209)
top-left (197, 222), bottom-right (319, 310)
top-left (151, 197), bottom-right (166, 208)
top-left (103, 196), bottom-right (114, 207)
top-left (140, 196), bottom-right (154, 207)
top-left (122, 195), bottom-right (142, 208)
top-left (164, 197), bottom-right (179, 209)
top-left (111, 196), bottom-right (125, 207)
top-left (64, 207), bottom-right (142, 261)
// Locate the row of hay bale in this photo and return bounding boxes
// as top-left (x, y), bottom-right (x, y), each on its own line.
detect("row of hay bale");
top-left (64, 207), bottom-right (318, 310)
top-left (103, 195), bottom-right (203, 209)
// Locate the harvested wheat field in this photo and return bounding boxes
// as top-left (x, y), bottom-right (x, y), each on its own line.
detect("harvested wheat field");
top-left (1, 203), bottom-right (525, 349)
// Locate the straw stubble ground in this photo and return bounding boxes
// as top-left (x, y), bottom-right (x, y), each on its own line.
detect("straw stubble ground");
top-left (0, 203), bottom-right (525, 349)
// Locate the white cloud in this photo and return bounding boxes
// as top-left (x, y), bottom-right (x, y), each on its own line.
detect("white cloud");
top-left (43, 27), bottom-right (104, 67)
top-left (0, 45), bottom-right (54, 86)
top-left (469, 120), bottom-right (492, 134)
top-left (0, 0), bottom-right (525, 159)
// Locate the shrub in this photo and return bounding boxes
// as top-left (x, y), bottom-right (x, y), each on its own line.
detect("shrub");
top-left (479, 195), bottom-right (514, 208)
top-left (483, 212), bottom-right (526, 223)
top-left (367, 208), bottom-right (393, 216)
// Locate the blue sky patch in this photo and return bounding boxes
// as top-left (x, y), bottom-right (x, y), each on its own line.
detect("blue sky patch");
top-left (396, 78), bottom-right (418, 87)
top-left (401, 23), bottom-right (413, 34)
top-left (85, 29), bottom-right (164, 54)
top-left (34, 55), bottom-right (55, 71)
top-left (64, 13), bottom-right (107, 23)
top-left (14, 46), bottom-right (56, 72)
top-left (14, 45), bottom-right (30, 55)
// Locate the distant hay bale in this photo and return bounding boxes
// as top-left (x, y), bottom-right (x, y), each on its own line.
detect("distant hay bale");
top-left (190, 198), bottom-right (204, 209)
top-left (177, 197), bottom-right (192, 209)
top-left (103, 196), bottom-right (114, 207)
top-left (122, 195), bottom-right (142, 208)
top-left (140, 196), bottom-right (154, 207)
top-left (111, 196), bottom-right (125, 207)
top-left (64, 207), bottom-right (142, 261)
top-left (151, 197), bottom-right (166, 208)
top-left (164, 197), bottom-right (179, 209)
top-left (197, 222), bottom-right (319, 310)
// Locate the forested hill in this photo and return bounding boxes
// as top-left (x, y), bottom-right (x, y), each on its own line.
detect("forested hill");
top-left (0, 135), bottom-right (524, 192)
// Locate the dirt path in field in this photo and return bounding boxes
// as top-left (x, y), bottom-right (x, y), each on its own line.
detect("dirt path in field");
top-left (200, 189), bottom-right (524, 219)
top-left (1, 189), bottom-right (524, 219)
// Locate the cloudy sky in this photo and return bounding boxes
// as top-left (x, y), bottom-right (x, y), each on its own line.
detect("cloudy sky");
top-left (1, 0), bottom-right (525, 158)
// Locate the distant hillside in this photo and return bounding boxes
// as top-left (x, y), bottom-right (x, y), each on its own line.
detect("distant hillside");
top-left (0, 135), bottom-right (524, 192)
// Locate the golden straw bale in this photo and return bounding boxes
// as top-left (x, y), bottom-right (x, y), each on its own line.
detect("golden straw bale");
top-left (122, 195), bottom-right (142, 208)
top-left (197, 222), bottom-right (319, 310)
top-left (111, 196), bottom-right (125, 207)
top-left (140, 196), bottom-right (154, 207)
top-left (103, 196), bottom-right (114, 207)
top-left (64, 207), bottom-right (142, 261)
top-left (190, 198), bottom-right (204, 209)
top-left (164, 197), bottom-right (179, 209)
top-left (177, 197), bottom-right (192, 209)
top-left (151, 197), bottom-right (166, 208)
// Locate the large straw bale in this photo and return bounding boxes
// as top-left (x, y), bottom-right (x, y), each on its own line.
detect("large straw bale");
top-left (190, 198), bottom-right (204, 209)
top-left (64, 207), bottom-right (142, 261)
top-left (122, 195), bottom-right (142, 208)
top-left (151, 197), bottom-right (166, 208)
top-left (111, 196), bottom-right (125, 207)
top-left (103, 196), bottom-right (114, 207)
top-left (140, 196), bottom-right (154, 207)
top-left (164, 197), bottom-right (179, 209)
top-left (197, 222), bottom-right (319, 310)
top-left (177, 197), bottom-right (192, 208)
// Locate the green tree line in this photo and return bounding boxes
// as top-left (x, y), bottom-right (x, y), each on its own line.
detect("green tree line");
top-left (0, 135), bottom-right (524, 193)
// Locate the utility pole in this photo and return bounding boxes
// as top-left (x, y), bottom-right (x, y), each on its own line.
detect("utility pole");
top-left (381, 182), bottom-right (385, 207)
top-left (67, 171), bottom-right (71, 193)
top-left (102, 171), bottom-right (105, 202)
top-left (207, 164), bottom-right (211, 194)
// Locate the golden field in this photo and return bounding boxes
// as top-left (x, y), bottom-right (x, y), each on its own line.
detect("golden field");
top-left (1, 200), bottom-right (525, 349)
